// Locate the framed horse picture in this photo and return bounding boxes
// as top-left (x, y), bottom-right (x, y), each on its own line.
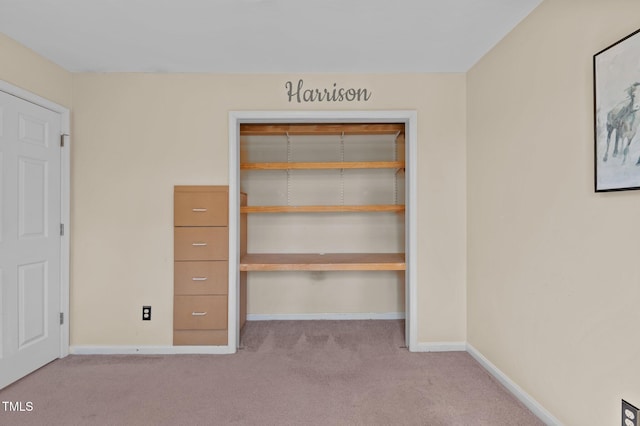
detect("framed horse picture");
top-left (594, 28), bottom-right (640, 192)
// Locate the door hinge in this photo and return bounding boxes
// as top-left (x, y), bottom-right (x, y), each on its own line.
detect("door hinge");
top-left (60, 223), bottom-right (64, 236)
top-left (60, 134), bottom-right (69, 147)
top-left (59, 312), bottom-right (64, 325)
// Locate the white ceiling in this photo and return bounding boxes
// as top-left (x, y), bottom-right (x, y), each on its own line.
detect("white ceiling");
top-left (0, 0), bottom-right (542, 73)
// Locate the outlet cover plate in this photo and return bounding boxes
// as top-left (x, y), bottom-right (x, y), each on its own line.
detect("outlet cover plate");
top-left (623, 400), bottom-right (639, 426)
top-left (142, 306), bottom-right (151, 321)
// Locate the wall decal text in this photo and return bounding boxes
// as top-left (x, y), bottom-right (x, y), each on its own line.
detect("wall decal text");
top-left (285, 79), bottom-right (372, 103)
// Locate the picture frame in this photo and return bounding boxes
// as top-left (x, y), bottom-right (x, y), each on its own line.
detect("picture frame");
top-left (594, 28), bottom-right (640, 192)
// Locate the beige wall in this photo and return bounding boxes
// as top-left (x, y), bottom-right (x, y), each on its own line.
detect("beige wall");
top-left (71, 73), bottom-right (467, 346)
top-left (467, 1), bottom-right (640, 425)
top-left (0, 33), bottom-right (72, 108)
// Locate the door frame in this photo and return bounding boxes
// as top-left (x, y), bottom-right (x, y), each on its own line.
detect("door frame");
top-left (228, 110), bottom-right (418, 352)
top-left (0, 80), bottom-right (71, 358)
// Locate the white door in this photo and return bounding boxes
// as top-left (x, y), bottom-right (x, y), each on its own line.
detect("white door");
top-left (0, 90), bottom-right (62, 389)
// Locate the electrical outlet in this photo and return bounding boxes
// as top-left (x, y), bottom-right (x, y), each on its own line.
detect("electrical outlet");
top-left (623, 400), bottom-right (639, 426)
top-left (142, 306), bottom-right (151, 321)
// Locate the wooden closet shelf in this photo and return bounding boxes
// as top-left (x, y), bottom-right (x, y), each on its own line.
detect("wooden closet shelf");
top-left (240, 161), bottom-right (405, 170)
top-left (240, 253), bottom-right (406, 271)
top-left (240, 205), bottom-right (405, 213)
top-left (240, 123), bottom-right (405, 136)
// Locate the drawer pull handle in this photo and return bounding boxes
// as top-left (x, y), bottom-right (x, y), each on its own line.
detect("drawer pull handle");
top-left (192, 312), bottom-right (208, 316)
top-left (192, 208), bottom-right (208, 212)
top-left (191, 242), bottom-right (208, 246)
top-left (192, 277), bottom-right (208, 281)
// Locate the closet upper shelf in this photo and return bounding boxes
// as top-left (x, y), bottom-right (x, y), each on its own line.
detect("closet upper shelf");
top-left (240, 123), bottom-right (405, 136)
top-left (239, 253), bottom-right (406, 271)
top-left (240, 161), bottom-right (405, 170)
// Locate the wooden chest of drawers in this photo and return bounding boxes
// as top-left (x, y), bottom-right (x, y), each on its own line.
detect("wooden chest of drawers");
top-left (174, 186), bottom-right (229, 346)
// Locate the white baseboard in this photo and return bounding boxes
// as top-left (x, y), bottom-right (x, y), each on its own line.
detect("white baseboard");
top-left (412, 341), bottom-right (467, 352)
top-left (69, 345), bottom-right (235, 355)
top-left (246, 312), bottom-right (405, 321)
top-left (466, 344), bottom-right (562, 426)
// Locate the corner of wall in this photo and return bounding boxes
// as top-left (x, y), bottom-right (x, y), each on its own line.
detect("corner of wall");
top-left (0, 32), bottom-right (72, 108)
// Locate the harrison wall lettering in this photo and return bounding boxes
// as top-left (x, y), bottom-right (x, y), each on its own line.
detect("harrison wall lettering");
top-left (285, 79), bottom-right (372, 103)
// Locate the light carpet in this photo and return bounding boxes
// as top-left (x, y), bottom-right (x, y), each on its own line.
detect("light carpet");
top-left (0, 320), bottom-right (543, 425)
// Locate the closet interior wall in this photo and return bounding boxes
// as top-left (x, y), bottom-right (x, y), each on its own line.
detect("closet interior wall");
top-left (239, 124), bottom-right (406, 318)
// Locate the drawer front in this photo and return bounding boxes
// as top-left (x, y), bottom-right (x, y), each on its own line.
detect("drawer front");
top-left (174, 261), bottom-right (228, 295)
top-left (174, 190), bottom-right (228, 226)
top-left (174, 295), bottom-right (227, 330)
top-left (174, 227), bottom-right (228, 261)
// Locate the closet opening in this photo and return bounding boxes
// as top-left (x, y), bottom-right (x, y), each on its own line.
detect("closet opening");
top-left (228, 112), bottom-right (417, 352)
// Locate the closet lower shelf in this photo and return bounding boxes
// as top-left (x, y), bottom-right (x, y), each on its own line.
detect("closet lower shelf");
top-left (241, 205), bottom-right (405, 213)
top-left (239, 253), bottom-right (406, 271)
